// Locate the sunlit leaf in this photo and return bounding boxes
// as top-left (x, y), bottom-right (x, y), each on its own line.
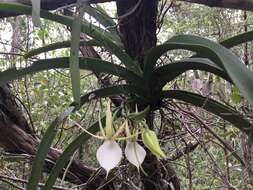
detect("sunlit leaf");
top-left (231, 86), bottom-right (242, 104)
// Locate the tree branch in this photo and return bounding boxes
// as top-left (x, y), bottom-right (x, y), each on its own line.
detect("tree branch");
top-left (180, 0), bottom-right (253, 11)
top-left (0, 0), bottom-right (113, 18)
top-left (0, 86), bottom-right (111, 189)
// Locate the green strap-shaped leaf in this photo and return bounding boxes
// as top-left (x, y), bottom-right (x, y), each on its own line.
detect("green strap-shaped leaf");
top-left (28, 84), bottom-right (135, 189)
top-left (0, 3), bottom-right (141, 76)
top-left (69, 4), bottom-right (85, 108)
top-left (31, 0), bottom-right (41, 27)
top-left (77, 85), bottom-right (147, 107)
top-left (27, 106), bottom-right (75, 190)
top-left (220, 30), bottom-right (253, 48)
top-left (161, 90), bottom-right (253, 136)
top-left (152, 58), bottom-right (231, 85)
top-left (43, 85), bottom-right (134, 189)
top-left (42, 120), bottom-right (100, 190)
top-left (84, 5), bottom-right (119, 40)
top-left (24, 40), bottom-right (100, 58)
top-left (0, 57), bottom-right (143, 87)
top-left (145, 34), bottom-right (253, 106)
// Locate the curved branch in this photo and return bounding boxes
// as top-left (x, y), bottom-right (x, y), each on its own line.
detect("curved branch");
top-left (180, 0), bottom-right (253, 11)
top-left (0, 0), bottom-right (113, 17)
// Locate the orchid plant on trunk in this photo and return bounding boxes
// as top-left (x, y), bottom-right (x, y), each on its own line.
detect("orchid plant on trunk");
top-left (0, 1), bottom-right (253, 189)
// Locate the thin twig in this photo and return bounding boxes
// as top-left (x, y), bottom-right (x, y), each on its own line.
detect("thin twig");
top-left (60, 151), bottom-right (78, 186)
top-left (1, 178), bottom-right (25, 190)
top-left (0, 175), bottom-right (70, 190)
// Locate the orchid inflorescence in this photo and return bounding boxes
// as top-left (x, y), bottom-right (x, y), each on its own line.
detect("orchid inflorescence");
top-left (79, 100), bottom-right (166, 177)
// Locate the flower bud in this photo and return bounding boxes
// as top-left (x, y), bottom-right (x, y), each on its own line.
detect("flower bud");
top-left (142, 129), bottom-right (166, 159)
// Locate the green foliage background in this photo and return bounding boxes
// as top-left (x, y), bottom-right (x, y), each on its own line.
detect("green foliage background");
top-left (0, 2), bottom-right (253, 189)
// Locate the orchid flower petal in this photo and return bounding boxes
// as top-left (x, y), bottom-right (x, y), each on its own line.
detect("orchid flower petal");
top-left (96, 140), bottom-right (122, 175)
top-left (105, 100), bottom-right (114, 138)
top-left (125, 141), bottom-right (146, 169)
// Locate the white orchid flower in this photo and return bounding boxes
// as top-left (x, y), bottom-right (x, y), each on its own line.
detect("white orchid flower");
top-left (96, 100), bottom-right (124, 176)
top-left (96, 139), bottom-right (122, 176)
top-left (124, 121), bottom-right (146, 170)
top-left (75, 100), bottom-right (149, 176)
top-left (125, 141), bottom-right (146, 170)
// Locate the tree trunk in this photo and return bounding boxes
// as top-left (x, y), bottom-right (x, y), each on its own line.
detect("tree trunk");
top-left (0, 86), bottom-right (113, 189)
top-left (116, 1), bottom-right (181, 189)
top-left (0, 0), bottom-right (182, 189)
top-left (116, 0), bottom-right (158, 66)
top-left (241, 133), bottom-right (253, 189)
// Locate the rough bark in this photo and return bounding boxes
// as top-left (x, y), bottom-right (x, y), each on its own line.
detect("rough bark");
top-left (116, 0), bottom-right (158, 65)
top-left (0, 0), bottom-right (112, 10)
top-left (141, 152), bottom-right (180, 190)
top-left (0, 86), bottom-right (34, 138)
top-left (241, 133), bottom-right (253, 189)
top-left (0, 0), bottom-right (113, 18)
top-left (116, 1), bottom-right (180, 189)
top-left (0, 86), bottom-right (111, 189)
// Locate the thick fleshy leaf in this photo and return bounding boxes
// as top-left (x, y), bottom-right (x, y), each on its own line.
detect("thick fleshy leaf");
top-left (152, 58), bottom-right (231, 85)
top-left (69, 5), bottom-right (85, 107)
top-left (27, 106), bottom-right (74, 190)
top-left (0, 57), bottom-right (144, 87)
top-left (220, 30), bottom-right (253, 48)
top-left (150, 58), bottom-right (231, 102)
top-left (145, 34), bottom-right (253, 107)
top-left (76, 85), bottom-right (147, 107)
top-left (161, 90), bottom-right (253, 137)
top-left (0, 3), bottom-right (141, 76)
top-left (125, 141), bottom-right (146, 169)
top-left (168, 35), bottom-right (253, 107)
top-left (31, 0), bottom-right (41, 26)
top-left (96, 140), bottom-right (122, 174)
top-left (84, 5), bottom-right (120, 41)
top-left (24, 40), bottom-right (100, 58)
